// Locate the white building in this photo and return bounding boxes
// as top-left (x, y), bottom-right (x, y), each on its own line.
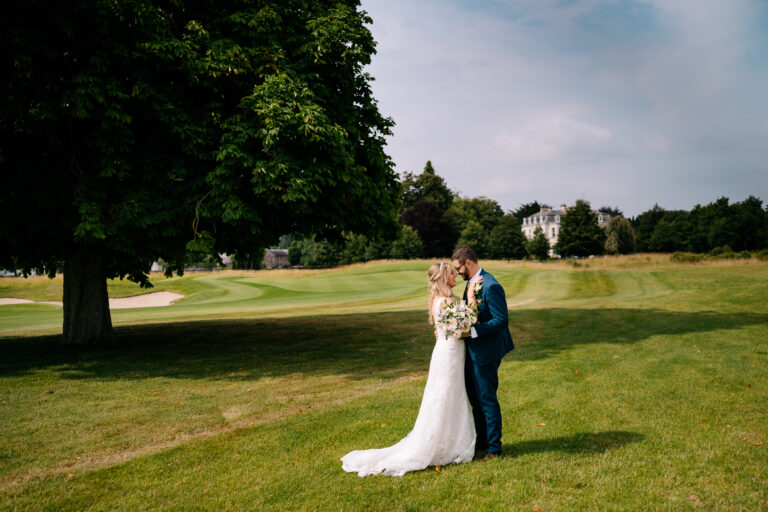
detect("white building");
top-left (522, 204), bottom-right (611, 252)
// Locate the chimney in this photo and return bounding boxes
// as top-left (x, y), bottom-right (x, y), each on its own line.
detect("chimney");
top-left (560, 204), bottom-right (567, 212)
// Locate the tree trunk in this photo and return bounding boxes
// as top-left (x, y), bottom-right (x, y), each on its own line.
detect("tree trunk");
top-left (62, 245), bottom-right (116, 345)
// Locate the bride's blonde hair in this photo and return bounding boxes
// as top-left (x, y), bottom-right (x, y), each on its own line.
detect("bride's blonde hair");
top-left (427, 262), bottom-right (455, 324)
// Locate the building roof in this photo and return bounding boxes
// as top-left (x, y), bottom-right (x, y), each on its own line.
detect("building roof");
top-left (523, 208), bottom-right (566, 222)
top-left (522, 205), bottom-right (611, 223)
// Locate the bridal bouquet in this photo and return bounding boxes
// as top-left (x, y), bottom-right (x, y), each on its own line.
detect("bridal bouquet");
top-left (436, 298), bottom-right (477, 339)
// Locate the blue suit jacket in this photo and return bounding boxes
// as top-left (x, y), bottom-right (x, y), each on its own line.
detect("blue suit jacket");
top-left (463, 269), bottom-right (514, 366)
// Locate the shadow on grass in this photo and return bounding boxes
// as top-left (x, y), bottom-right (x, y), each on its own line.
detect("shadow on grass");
top-left (1, 308), bottom-right (766, 382)
top-left (503, 431), bottom-right (645, 458)
top-left (510, 308), bottom-right (768, 361)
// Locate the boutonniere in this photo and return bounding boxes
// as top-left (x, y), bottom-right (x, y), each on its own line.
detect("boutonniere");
top-left (473, 280), bottom-right (483, 302)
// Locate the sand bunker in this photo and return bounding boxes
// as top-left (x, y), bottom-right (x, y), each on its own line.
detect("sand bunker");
top-left (0, 291), bottom-right (183, 309)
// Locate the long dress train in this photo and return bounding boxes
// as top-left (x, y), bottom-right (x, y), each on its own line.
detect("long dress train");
top-left (341, 297), bottom-right (475, 477)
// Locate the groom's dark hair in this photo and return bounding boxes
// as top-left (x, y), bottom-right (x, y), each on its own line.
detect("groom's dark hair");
top-left (452, 246), bottom-right (478, 263)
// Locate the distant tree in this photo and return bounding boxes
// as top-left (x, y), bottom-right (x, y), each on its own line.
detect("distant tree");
top-left (687, 197), bottom-right (733, 253)
top-left (555, 199), bottom-right (606, 257)
top-left (339, 233), bottom-right (369, 265)
top-left (728, 196), bottom-right (768, 251)
top-left (276, 235), bottom-right (295, 250)
top-left (604, 217), bottom-right (637, 255)
top-left (648, 219), bottom-right (681, 252)
top-left (599, 206), bottom-right (624, 217)
top-left (399, 161), bottom-right (454, 213)
top-left (526, 227), bottom-right (550, 260)
top-left (363, 241), bottom-right (385, 261)
top-left (231, 253), bottom-right (262, 270)
top-left (632, 204), bottom-right (667, 252)
top-left (301, 239), bottom-right (341, 268)
top-left (512, 201), bottom-right (541, 220)
top-left (488, 214), bottom-right (526, 260)
top-left (444, 196), bottom-right (505, 235)
top-left (287, 240), bottom-right (303, 266)
top-left (456, 220), bottom-right (489, 258)
top-left (400, 198), bottom-right (455, 257)
top-left (387, 225), bottom-right (423, 259)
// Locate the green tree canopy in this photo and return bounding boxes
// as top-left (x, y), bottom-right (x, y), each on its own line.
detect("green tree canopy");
top-left (647, 219), bottom-right (681, 253)
top-left (632, 196), bottom-right (767, 254)
top-left (399, 198), bottom-right (455, 257)
top-left (488, 214), bottom-right (526, 260)
top-left (604, 216), bottom-right (637, 255)
top-left (599, 206), bottom-right (624, 217)
top-left (512, 201), bottom-right (541, 220)
top-left (0, 0), bottom-right (398, 344)
top-left (456, 220), bottom-right (489, 258)
top-left (632, 204), bottom-right (666, 252)
top-left (554, 200), bottom-right (606, 257)
top-left (730, 196), bottom-right (768, 251)
top-left (399, 160), bottom-right (454, 213)
top-left (443, 196), bottom-right (504, 235)
top-left (387, 225), bottom-right (423, 259)
top-left (526, 227), bottom-right (550, 261)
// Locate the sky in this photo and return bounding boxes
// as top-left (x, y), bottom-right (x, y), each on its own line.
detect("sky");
top-left (360, 0), bottom-right (768, 217)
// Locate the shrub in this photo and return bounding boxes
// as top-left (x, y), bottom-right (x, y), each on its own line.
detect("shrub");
top-left (739, 251), bottom-right (751, 259)
top-left (671, 252), bottom-right (703, 263)
top-left (757, 249), bottom-right (768, 261)
top-left (708, 245), bottom-right (735, 258)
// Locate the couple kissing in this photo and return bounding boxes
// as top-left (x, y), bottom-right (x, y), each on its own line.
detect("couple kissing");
top-left (342, 246), bottom-right (514, 477)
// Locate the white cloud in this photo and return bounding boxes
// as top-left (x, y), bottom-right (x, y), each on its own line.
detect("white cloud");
top-left (362, 0), bottom-right (768, 216)
top-left (494, 116), bottom-right (613, 163)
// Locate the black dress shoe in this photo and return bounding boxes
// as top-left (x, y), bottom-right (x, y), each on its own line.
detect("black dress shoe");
top-left (481, 452), bottom-right (501, 461)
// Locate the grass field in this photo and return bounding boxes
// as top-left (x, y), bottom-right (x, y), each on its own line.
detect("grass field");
top-left (1, 257), bottom-right (767, 510)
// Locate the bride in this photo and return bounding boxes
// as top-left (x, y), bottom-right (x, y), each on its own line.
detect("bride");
top-left (341, 262), bottom-right (478, 477)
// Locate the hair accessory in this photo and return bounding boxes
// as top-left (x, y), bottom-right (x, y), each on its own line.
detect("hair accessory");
top-left (439, 262), bottom-right (443, 272)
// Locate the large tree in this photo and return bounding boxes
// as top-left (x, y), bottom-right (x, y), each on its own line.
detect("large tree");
top-left (0, 1), bottom-right (399, 344)
top-left (443, 196), bottom-right (504, 235)
top-left (399, 198), bottom-right (454, 257)
top-left (604, 216), bottom-right (637, 255)
top-left (554, 199), bottom-right (606, 257)
top-left (399, 160), bottom-right (454, 213)
top-left (488, 214), bottom-right (526, 260)
top-left (632, 204), bottom-right (667, 252)
top-left (526, 227), bottom-right (550, 261)
top-left (456, 220), bottom-right (489, 258)
top-left (647, 219), bottom-right (681, 253)
top-left (512, 201), bottom-right (541, 220)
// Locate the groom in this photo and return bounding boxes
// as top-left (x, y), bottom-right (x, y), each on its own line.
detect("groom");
top-left (452, 246), bottom-right (514, 460)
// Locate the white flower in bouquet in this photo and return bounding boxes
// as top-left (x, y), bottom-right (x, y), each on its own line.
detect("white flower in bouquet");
top-left (436, 298), bottom-right (478, 340)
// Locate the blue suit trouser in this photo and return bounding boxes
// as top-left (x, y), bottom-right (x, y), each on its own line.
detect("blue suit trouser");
top-left (464, 355), bottom-right (503, 454)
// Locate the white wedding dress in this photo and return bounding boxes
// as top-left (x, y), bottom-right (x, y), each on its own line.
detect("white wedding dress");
top-left (341, 297), bottom-right (476, 477)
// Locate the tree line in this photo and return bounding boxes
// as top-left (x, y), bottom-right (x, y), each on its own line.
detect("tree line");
top-left (283, 161), bottom-right (535, 267)
top-left (631, 196), bottom-right (768, 254)
top-left (280, 162), bottom-right (768, 267)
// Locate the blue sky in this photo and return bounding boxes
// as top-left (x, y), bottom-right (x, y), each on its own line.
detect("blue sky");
top-left (360, 0), bottom-right (768, 217)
